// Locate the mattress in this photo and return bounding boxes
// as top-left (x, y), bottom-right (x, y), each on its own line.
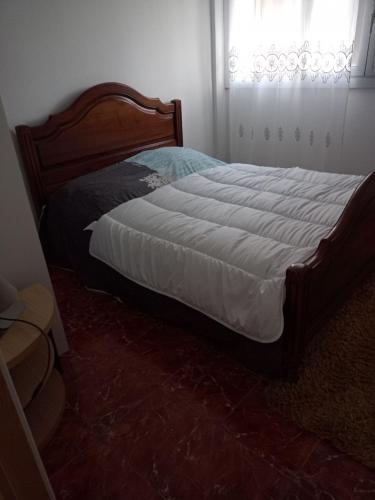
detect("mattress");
top-left (88, 164), bottom-right (362, 343)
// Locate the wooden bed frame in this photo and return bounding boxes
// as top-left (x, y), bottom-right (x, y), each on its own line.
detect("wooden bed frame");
top-left (16, 82), bottom-right (375, 378)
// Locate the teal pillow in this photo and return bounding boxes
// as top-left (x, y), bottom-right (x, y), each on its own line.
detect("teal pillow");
top-left (127, 147), bottom-right (225, 181)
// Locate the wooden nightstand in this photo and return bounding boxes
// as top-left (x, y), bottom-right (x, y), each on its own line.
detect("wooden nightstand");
top-left (0, 284), bottom-right (65, 450)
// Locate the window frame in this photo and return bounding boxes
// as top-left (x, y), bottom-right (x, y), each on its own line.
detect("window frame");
top-left (350, 0), bottom-right (375, 87)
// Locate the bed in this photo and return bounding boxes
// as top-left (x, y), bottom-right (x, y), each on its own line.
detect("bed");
top-left (16, 82), bottom-right (375, 378)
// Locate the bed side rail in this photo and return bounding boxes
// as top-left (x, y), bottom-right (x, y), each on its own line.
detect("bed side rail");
top-left (283, 172), bottom-right (375, 376)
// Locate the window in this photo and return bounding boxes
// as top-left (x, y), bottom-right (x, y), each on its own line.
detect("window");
top-left (225, 0), bottom-right (359, 86)
top-left (223, 0), bottom-right (375, 88)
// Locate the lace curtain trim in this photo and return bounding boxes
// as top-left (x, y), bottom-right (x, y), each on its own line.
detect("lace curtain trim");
top-left (228, 41), bottom-right (354, 84)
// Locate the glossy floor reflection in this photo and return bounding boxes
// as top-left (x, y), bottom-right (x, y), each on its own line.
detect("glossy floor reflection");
top-left (43, 268), bottom-right (375, 499)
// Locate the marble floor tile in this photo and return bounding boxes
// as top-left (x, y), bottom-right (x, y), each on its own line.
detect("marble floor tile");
top-left (45, 268), bottom-right (375, 500)
top-left (296, 441), bottom-right (375, 499)
top-left (50, 439), bottom-right (162, 500)
top-left (223, 384), bottom-right (320, 473)
top-left (41, 405), bottom-right (93, 477)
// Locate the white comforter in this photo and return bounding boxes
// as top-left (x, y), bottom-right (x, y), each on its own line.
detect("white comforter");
top-left (89, 164), bottom-right (362, 342)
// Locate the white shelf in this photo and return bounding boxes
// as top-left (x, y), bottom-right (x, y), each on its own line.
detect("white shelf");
top-left (0, 284), bottom-right (54, 368)
top-left (0, 283), bottom-right (65, 450)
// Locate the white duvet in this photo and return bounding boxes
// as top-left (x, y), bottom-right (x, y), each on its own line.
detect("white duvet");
top-left (89, 164), bottom-right (362, 343)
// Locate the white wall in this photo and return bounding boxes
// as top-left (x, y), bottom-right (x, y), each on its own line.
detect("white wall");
top-left (0, 97), bottom-right (68, 354)
top-left (0, 0), bottom-right (213, 355)
top-left (0, 0), bottom-right (214, 155)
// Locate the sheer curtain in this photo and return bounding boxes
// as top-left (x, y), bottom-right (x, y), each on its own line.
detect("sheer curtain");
top-left (224, 0), bottom-right (359, 171)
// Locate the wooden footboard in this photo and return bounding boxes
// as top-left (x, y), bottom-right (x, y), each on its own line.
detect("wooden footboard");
top-left (283, 172), bottom-right (375, 377)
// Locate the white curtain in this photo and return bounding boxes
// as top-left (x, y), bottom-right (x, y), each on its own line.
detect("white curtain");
top-left (224, 0), bottom-right (359, 171)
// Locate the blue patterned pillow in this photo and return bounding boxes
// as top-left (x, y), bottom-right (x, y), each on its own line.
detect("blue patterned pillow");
top-left (128, 147), bottom-right (225, 181)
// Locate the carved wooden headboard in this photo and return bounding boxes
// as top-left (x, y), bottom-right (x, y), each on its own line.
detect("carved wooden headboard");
top-left (16, 82), bottom-right (183, 215)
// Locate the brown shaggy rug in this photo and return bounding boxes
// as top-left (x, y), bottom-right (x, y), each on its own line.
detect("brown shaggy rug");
top-left (267, 273), bottom-right (375, 469)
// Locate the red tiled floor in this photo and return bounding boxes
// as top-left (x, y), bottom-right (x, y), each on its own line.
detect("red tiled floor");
top-left (44, 268), bottom-right (375, 499)
top-left (49, 439), bottom-right (162, 500)
top-left (223, 385), bottom-right (320, 473)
